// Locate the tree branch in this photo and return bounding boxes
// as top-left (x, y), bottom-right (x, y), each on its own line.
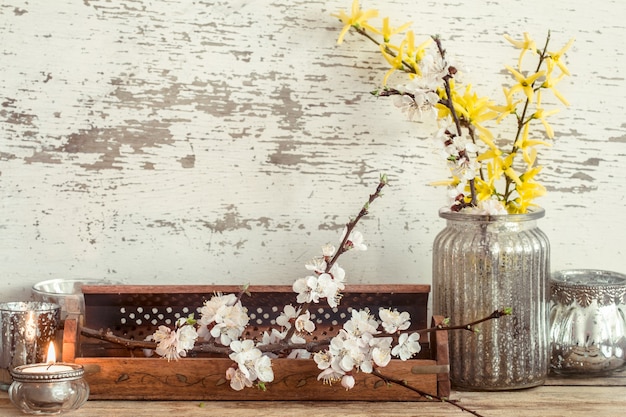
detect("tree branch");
top-left (371, 369), bottom-right (485, 417)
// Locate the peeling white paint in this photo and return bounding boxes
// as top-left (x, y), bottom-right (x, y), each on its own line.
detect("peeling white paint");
top-left (1, 0), bottom-right (625, 302)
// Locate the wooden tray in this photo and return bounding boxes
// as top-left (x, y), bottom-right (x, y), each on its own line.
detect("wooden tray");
top-left (62, 284), bottom-right (450, 401)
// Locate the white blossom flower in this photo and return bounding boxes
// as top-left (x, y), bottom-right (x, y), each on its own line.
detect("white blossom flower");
top-left (317, 366), bottom-right (345, 386)
top-left (328, 262), bottom-right (346, 286)
top-left (225, 366), bottom-right (253, 391)
top-left (294, 272), bottom-right (344, 309)
top-left (379, 308), bottom-right (411, 334)
top-left (228, 339), bottom-right (274, 387)
top-left (432, 125), bottom-right (481, 184)
top-left (143, 334), bottom-right (154, 357)
top-left (343, 309), bottom-right (379, 337)
top-left (176, 324), bottom-right (199, 352)
top-left (393, 91), bottom-right (439, 120)
top-left (391, 332), bottom-right (422, 361)
top-left (357, 333), bottom-right (392, 373)
top-left (393, 77), bottom-right (440, 121)
top-left (254, 354), bottom-right (274, 383)
top-left (316, 308), bottom-right (398, 385)
top-left (199, 293), bottom-right (238, 324)
top-left (295, 310), bottom-right (315, 334)
top-left (292, 276), bottom-right (319, 304)
top-left (209, 303), bottom-right (250, 346)
top-left (229, 340), bottom-right (260, 365)
top-left (314, 350), bottom-right (332, 370)
top-left (304, 256), bottom-right (327, 274)
top-left (341, 374), bottom-right (355, 390)
top-left (370, 336), bottom-right (393, 368)
top-left (317, 273), bottom-right (343, 308)
top-left (321, 243), bottom-right (336, 257)
top-left (276, 304), bottom-right (299, 329)
top-left (229, 339), bottom-right (262, 380)
top-left (341, 228), bottom-right (367, 251)
top-left (472, 198), bottom-right (508, 215)
top-left (197, 293), bottom-right (242, 341)
top-left (152, 323), bottom-right (198, 361)
top-left (287, 349), bottom-right (311, 359)
top-left (257, 328), bottom-right (286, 358)
top-left (335, 334), bottom-right (364, 372)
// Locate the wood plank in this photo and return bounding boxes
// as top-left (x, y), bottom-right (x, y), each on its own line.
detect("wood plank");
top-left (61, 315), bottom-right (79, 362)
top-left (76, 357), bottom-right (439, 401)
top-left (3, 385), bottom-right (626, 417)
top-left (545, 370), bottom-right (626, 386)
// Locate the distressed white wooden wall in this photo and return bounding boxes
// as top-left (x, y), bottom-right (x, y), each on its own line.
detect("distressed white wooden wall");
top-left (1, 0), bottom-right (625, 302)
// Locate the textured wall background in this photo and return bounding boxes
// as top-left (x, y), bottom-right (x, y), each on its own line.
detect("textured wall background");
top-left (1, 0), bottom-right (625, 302)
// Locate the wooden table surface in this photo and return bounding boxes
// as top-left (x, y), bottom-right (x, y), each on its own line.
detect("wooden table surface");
top-left (2, 373), bottom-right (626, 417)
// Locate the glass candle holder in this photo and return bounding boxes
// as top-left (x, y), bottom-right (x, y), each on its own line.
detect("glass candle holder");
top-left (32, 279), bottom-right (116, 321)
top-left (550, 269), bottom-right (626, 376)
top-left (0, 302), bottom-right (60, 390)
top-left (9, 363), bottom-right (89, 415)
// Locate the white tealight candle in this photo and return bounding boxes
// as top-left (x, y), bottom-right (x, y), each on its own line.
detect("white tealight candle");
top-left (21, 341), bottom-right (76, 373)
top-left (21, 363), bottom-right (75, 373)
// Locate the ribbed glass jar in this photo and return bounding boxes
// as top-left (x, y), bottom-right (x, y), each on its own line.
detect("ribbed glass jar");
top-left (432, 208), bottom-right (550, 390)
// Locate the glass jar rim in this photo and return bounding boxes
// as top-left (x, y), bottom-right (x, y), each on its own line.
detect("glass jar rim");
top-left (551, 269), bottom-right (626, 289)
top-left (438, 206), bottom-right (545, 222)
top-left (0, 301), bottom-right (60, 313)
top-left (32, 278), bottom-right (117, 296)
top-left (10, 363), bottom-right (85, 382)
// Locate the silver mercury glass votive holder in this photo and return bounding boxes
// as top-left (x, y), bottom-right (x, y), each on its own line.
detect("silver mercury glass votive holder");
top-left (8, 363), bottom-right (89, 415)
top-left (550, 269), bottom-right (626, 376)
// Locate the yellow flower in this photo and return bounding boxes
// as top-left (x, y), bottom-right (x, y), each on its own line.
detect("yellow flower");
top-left (521, 166), bottom-right (544, 183)
top-left (476, 147), bottom-right (503, 163)
top-left (522, 146), bottom-right (537, 166)
top-left (378, 17), bottom-right (412, 43)
top-left (429, 178), bottom-right (460, 188)
top-left (490, 87), bottom-right (522, 123)
top-left (504, 32), bottom-right (537, 69)
top-left (379, 40), bottom-right (407, 85)
top-left (450, 84), bottom-right (498, 146)
top-left (505, 66), bottom-right (545, 103)
top-left (402, 31), bottom-right (432, 77)
top-left (541, 72), bottom-right (570, 106)
top-left (489, 156), bottom-right (505, 182)
top-left (514, 124), bottom-right (552, 166)
top-left (532, 105), bottom-right (560, 139)
top-left (332, 0), bottom-right (379, 45)
top-left (476, 152), bottom-right (508, 199)
top-left (474, 177), bottom-right (496, 202)
top-left (511, 169), bottom-right (547, 213)
top-left (547, 38), bottom-right (575, 76)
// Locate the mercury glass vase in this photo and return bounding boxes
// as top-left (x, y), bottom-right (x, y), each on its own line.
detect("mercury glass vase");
top-left (550, 269), bottom-right (626, 376)
top-left (432, 208), bottom-right (550, 390)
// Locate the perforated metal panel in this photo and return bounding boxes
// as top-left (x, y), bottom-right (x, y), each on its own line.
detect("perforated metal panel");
top-left (80, 285), bottom-right (429, 356)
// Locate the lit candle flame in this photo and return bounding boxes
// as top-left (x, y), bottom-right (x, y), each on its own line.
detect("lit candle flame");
top-left (46, 342), bottom-right (56, 364)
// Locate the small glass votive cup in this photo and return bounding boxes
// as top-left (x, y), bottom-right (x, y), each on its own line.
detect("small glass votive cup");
top-left (32, 279), bottom-right (104, 322)
top-left (0, 302), bottom-right (60, 390)
top-left (9, 363), bottom-right (89, 415)
top-left (550, 269), bottom-right (626, 376)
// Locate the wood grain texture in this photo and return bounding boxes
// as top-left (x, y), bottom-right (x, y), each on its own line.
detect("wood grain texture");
top-left (2, 381), bottom-right (626, 417)
top-left (1, 0), bottom-right (625, 303)
top-left (75, 357), bottom-right (440, 401)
